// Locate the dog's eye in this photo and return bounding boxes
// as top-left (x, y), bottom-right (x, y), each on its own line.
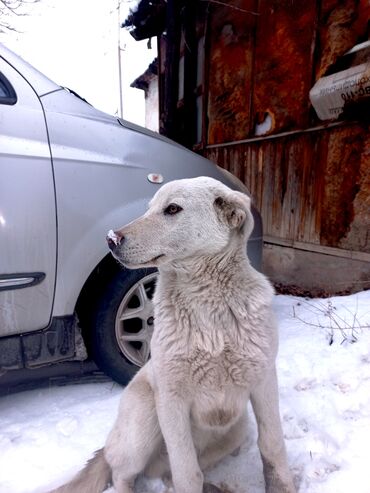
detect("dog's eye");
top-left (164, 203), bottom-right (183, 215)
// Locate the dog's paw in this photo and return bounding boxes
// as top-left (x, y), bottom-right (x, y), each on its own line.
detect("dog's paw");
top-left (203, 482), bottom-right (232, 493)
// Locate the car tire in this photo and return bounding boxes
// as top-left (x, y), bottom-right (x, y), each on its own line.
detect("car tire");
top-left (90, 267), bottom-right (158, 386)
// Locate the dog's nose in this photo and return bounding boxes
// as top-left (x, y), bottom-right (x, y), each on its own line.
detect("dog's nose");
top-left (106, 229), bottom-right (123, 251)
top-left (107, 236), bottom-right (117, 250)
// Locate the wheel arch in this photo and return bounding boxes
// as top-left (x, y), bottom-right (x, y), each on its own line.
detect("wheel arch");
top-left (75, 253), bottom-right (123, 350)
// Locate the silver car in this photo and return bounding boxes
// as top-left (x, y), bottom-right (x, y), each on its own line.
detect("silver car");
top-left (0, 43), bottom-right (262, 387)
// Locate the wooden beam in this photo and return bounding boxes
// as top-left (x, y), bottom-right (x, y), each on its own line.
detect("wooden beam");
top-left (183, 0), bottom-right (197, 148)
top-left (161, 0), bottom-right (182, 140)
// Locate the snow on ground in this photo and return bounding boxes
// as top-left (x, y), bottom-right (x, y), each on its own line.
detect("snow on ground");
top-left (0, 291), bottom-right (369, 493)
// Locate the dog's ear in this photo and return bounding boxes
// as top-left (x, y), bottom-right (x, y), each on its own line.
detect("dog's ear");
top-left (213, 191), bottom-right (252, 232)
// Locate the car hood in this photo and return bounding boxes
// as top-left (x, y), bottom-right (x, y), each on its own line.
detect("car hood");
top-left (0, 43), bottom-right (207, 161)
top-left (40, 88), bottom-right (216, 171)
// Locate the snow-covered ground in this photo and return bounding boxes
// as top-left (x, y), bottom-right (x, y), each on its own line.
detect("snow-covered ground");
top-left (0, 291), bottom-right (369, 493)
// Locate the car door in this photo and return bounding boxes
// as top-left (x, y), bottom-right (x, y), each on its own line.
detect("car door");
top-left (0, 55), bottom-right (56, 336)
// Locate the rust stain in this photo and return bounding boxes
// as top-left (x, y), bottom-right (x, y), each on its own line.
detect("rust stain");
top-left (348, 144), bottom-right (370, 253)
top-left (252, 0), bottom-right (316, 133)
top-left (206, 0), bottom-right (369, 143)
top-left (207, 0), bottom-right (257, 145)
top-left (320, 126), bottom-right (364, 248)
top-left (316, 0), bottom-right (370, 79)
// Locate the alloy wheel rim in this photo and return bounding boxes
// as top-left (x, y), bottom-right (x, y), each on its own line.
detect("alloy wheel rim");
top-left (115, 272), bottom-right (158, 367)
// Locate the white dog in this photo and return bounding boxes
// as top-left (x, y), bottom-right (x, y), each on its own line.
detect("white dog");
top-left (52, 177), bottom-right (295, 493)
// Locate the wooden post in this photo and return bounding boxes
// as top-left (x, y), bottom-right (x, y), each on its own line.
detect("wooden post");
top-left (161, 0), bottom-right (181, 140)
top-left (183, 0), bottom-right (197, 148)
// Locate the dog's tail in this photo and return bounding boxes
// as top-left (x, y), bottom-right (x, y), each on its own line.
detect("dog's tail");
top-left (49, 448), bottom-right (111, 493)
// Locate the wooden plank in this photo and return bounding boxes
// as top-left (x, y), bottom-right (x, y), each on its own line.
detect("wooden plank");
top-left (264, 235), bottom-right (370, 262)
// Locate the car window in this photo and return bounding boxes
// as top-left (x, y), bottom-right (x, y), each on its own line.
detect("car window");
top-left (0, 73), bottom-right (17, 105)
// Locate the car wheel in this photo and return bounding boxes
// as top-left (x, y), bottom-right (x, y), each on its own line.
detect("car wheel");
top-left (90, 268), bottom-right (158, 386)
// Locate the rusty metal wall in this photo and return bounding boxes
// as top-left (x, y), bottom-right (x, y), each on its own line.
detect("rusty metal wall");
top-left (207, 0), bottom-right (257, 144)
top-left (203, 0), bottom-right (370, 263)
top-left (253, 0), bottom-right (317, 133)
top-left (206, 0), bottom-right (319, 142)
top-left (206, 0), bottom-right (370, 140)
top-left (316, 0), bottom-right (370, 79)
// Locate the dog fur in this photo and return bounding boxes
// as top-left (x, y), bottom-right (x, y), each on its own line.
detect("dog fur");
top-left (51, 177), bottom-right (295, 493)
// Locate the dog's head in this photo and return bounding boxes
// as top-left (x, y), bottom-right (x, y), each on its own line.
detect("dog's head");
top-left (107, 177), bottom-right (254, 269)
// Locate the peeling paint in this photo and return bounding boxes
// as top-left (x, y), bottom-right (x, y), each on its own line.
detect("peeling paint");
top-left (255, 111), bottom-right (273, 136)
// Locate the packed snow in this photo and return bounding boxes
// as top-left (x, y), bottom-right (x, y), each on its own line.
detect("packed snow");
top-left (0, 291), bottom-right (369, 493)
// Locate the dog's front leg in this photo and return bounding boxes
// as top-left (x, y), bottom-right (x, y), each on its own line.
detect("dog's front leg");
top-left (156, 391), bottom-right (203, 493)
top-left (250, 367), bottom-right (296, 493)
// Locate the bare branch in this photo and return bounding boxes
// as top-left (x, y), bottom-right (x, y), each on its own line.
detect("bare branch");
top-left (0, 0), bottom-right (40, 32)
top-left (291, 297), bottom-right (369, 345)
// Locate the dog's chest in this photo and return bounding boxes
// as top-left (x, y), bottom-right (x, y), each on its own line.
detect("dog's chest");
top-left (153, 280), bottom-right (271, 389)
top-left (191, 384), bottom-right (247, 429)
top-left (187, 343), bottom-right (264, 388)
top-left (154, 304), bottom-right (269, 389)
